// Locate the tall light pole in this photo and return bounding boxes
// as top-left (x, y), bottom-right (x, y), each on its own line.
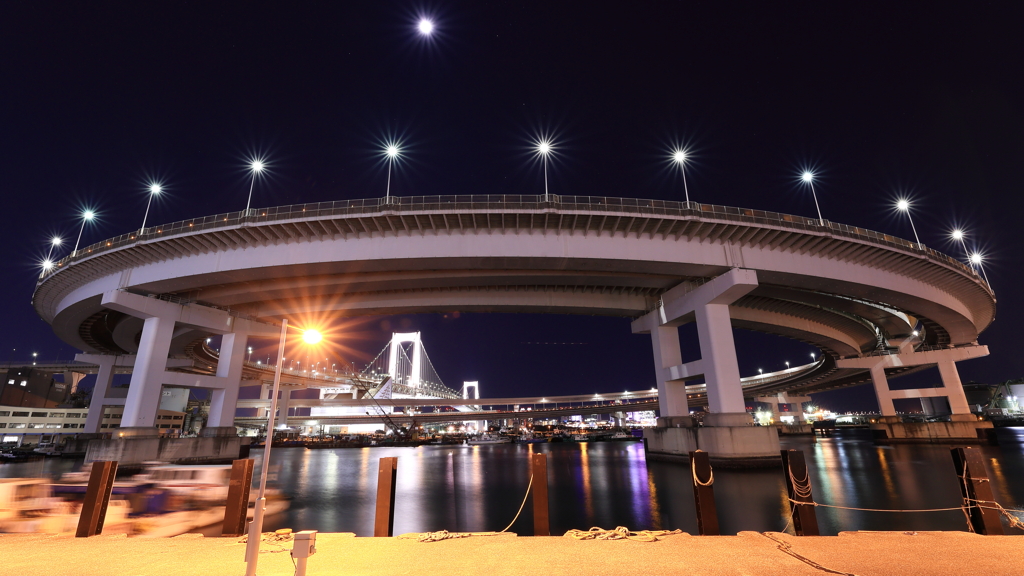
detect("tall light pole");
top-left (244, 159), bottom-right (265, 215)
top-left (245, 321), bottom-right (322, 576)
top-left (970, 252), bottom-right (991, 286)
top-left (536, 139), bottom-right (552, 201)
top-left (45, 236), bottom-right (62, 261)
top-left (672, 149), bottom-right (691, 205)
top-left (896, 199), bottom-right (922, 249)
top-left (951, 229), bottom-right (970, 263)
top-left (801, 172), bottom-right (825, 226)
top-left (140, 183), bottom-right (161, 233)
top-left (72, 211), bottom-right (95, 256)
top-left (384, 143), bottom-right (401, 201)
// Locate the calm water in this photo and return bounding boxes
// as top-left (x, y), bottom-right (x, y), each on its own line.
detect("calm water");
top-left (4, 429), bottom-right (1023, 535)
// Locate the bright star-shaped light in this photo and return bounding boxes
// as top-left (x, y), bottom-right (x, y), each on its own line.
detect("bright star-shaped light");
top-left (417, 19), bottom-right (434, 35)
top-left (41, 260), bottom-right (53, 271)
top-left (802, 172), bottom-right (814, 183)
top-left (83, 210), bottom-right (95, 220)
top-left (385, 144), bottom-right (401, 158)
top-left (51, 237), bottom-right (62, 246)
top-left (250, 159), bottom-right (265, 173)
top-left (969, 253), bottom-right (983, 265)
top-left (536, 140), bottom-right (552, 155)
top-left (302, 329), bottom-right (323, 345)
top-left (149, 183), bottom-right (162, 195)
top-left (896, 199), bottom-right (910, 211)
top-left (951, 229), bottom-right (964, 240)
top-left (672, 149), bottom-right (688, 164)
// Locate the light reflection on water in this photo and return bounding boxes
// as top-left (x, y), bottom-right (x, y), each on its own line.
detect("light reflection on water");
top-left (3, 428), bottom-right (1022, 536)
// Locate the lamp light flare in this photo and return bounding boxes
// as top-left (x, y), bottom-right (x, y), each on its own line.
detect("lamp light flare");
top-left (302, 329), bottom-right (323, 345)
top-left (149, 183), bottom-right (162, 195)
top-left (951, 229), bottom-right (964, 240)
top-left (83, 211), bottom-right (95, 220)
top-left (671, 149), bottom-right (692, 204)
top-left (534, 139), bottom-right (555, 201)
top-left (72, 210), bottom-right (95, 256)
top-left (802, 172), bottom-right (814, 183)
top-left (245, 158), bottom-right (267, 213)
top-left (969, 253), bottom-right (983, 265)
top-left (417, 19), bottom-right (434, 35)
top-left (251, 160), bottom-right (265, 173)
top-left (386, 144), bottom-right (400, 158)
top-left (51, 237), bottom-right (62, 246)
top-left (536, 140), bottom-right (551, 156)
top-left (799, 171), bottom-right (824, 225)
top-left (894, 199), bottom-right (922, 248)
top-left (896, 199), bottom-right (910, 211)
top-left (41, 259), bottom-right (53, 271)
top-left (383, 142), bottom-right (403, 200)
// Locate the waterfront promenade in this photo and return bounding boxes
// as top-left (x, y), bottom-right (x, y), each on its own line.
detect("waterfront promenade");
top-left (2, 531), bottom-right (1021, 576)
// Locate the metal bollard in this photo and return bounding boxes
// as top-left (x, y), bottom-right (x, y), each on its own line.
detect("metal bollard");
top-left (291, 530), bottom-right (317, 576)
top-left (374, 457), bottom-right (398, 536)
top-left (951, 447), bottom-right (1003, 535)
top-left (222, 458), bottom-right (256, 537)
top-left (781, 449), bottom-right (819, 536)
top-left (76, 460), bottom-right (118, 537)
top-left (689, 450), bottom-right (719, 535)
top-left (531, 453), bottom-right (550, 536)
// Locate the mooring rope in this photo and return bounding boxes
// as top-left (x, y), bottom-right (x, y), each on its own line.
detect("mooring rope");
top-left (399, 473), bottom-right (535, 542)
top-left (691, 455), bottom-right (713, 487)
top-left (564, 526), bottom-right (683, 542)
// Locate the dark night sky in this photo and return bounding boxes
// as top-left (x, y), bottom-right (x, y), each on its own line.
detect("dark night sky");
top-left (2, 2), bottom-right (1022, 410)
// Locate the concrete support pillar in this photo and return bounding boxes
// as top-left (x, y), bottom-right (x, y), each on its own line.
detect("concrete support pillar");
top-left (277, 388), bottom-right (292, 427)
top-left (83, 357), bottom-right (117, 434)
top-left (206, 331), bottom-right (247, 429)
top-left (936, 360), bottom-right (972, 415)
top-left (650, 325), bottom-right (688, 417)
top-left (121, 315), bottom-right (176, 432)
top-left (63, 371), bottom-right (86, 395)
top-left (256, 383), bottom-right (271, 418)
top-left (695, 303), bottom-right (747, 417)
top-left (870, 364), bottom-right (896, 417)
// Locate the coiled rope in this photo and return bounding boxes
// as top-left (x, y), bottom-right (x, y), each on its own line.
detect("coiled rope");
top-left (564, 526), bottom-right (683, 542)
top-left (691, 454), bottom-right (713, 487)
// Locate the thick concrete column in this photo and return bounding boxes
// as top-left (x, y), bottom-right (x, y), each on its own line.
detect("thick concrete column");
top-left (695, 303), bottom-right (748, 421)
top-left (936, 360), bottom-right (972, 416)
top-left (256, 383), bottom-right (271, 417)
top-left (870, 364), bottom-right (896, 417)
top-left (277, 388), bottom-right (292, 427)
top-left (650, 325), bottom-right (689, 417)
top-left (83, 357), bottom-right (117, 434)
top-left (205, 331), bottom-right (247, 431)
top-left (121, 315), bottom-right (176, 433)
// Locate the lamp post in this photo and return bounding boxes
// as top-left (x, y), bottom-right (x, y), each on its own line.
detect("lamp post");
top-left (245, 321), bottom-right (322, 576)
top-left (140, 183), bottom-right (161, 233)
top-left (801, 172), bottom-right (824, 226)
top-left (384, 143), bottom-right (401, 201)
top-left (672, 149), bottom-right (691, 205)
top-left (46, 236), bottom-right (62, 261)
top-left (244, 159), bottom-right (265, 215)
top-left (969, 252), bottom-right (991, 286)
top-left (536, 139), bottom-right (552, 201)
top-left (896, 199), bottom-right (922, 249)
top-left (951, 229), bottom-right (970, 263)
top-left (72, 210), bottom-right (95, 256)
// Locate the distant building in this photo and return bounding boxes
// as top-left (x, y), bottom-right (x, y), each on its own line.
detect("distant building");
top-left (0, 405), bottom-right (185, 447)
top-left (2, 369), bottom-right (69, 408)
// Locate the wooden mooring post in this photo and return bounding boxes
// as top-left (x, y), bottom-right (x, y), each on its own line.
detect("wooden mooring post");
top-left (688, 450), bottom-right (719, 535)
top-left (374, 457), bottom-right (399, 537)
top-left (781, 449), bottom-right (818, 536)
top-left (531, 453), bottom-right (550, 536)
top-left (951, 447), bottom-right (1003, 535)
top-left (222, 458), bottom-right (256, 537)
top-left (76, 460), bottom-right (118, 537)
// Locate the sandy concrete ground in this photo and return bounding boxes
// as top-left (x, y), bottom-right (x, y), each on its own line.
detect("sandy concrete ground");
top-left (0, 531), bottom-right (1020, 576)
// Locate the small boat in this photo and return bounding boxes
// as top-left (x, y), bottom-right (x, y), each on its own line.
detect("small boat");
top-left (466, 434), bottom-right (511, 445)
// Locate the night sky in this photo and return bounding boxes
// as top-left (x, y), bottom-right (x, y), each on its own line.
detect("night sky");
top-left (2, 2), bottom-right (1022, 411)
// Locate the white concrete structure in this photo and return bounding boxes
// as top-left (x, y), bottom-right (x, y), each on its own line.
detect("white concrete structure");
top-left (31, 195), bottom-right (996, 441)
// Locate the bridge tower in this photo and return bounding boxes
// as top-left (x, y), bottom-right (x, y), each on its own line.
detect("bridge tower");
top-left (387, 332), bottom-right (423, 390)
top-left (463, 381), bottom-right (479, 400)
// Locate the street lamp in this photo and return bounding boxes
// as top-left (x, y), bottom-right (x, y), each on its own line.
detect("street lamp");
top-left (140, 183), bottom-right (162, 233)
top-left (244, 159), bottom-right (266, 214)
top-left (951, 229), bottom-right (971, 263)
top-left (671, 149), bottom-right (692, 205)
top-left (969, 252), bottom-right (990, 285)
top-left (800, 172), bottom-right (825, 226)
top-left (72, 210), bottom-right (95, 256)
top-left (46, 236), bottom-right (62, 261)
top-left (785, 361), bottom-right (790, 369)
top-left (245, 320), bottom-right (323, 576)
top-left (247, 346), bottom-right (253, 362)
top-left (383, 143), bottom-right (401, 201)
top-left (535, 139), bottom-right (554, 201)
top-left (895, 199), bottom-right (922, 249)
top-left (417, 18), bottom-right (434, 35)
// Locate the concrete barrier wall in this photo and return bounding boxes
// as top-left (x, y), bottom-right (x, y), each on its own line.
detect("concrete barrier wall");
top-left (85, 436), bottom-right (244, 465)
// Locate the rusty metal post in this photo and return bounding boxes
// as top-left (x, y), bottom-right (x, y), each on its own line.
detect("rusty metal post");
top-left (531, 453), bottom-right (550, 536)
top-left (689, 450), bottom-right (719, 535)
top-left (373, 457), bottom-right (398, 537)
top-left (76, 460), bottom-right (118, 537)
top-left (222, 458), bottom-right (256, 536)
top-left (781, 449), bottom-right (818, 536)
top-left (951, 447), bottom-right (1003, 535)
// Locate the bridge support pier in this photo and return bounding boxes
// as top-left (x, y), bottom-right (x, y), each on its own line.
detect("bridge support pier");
top-left (81, 355), bottom-right (120, 435)
top-left (837, 347), bottom-right (994, 444)
top-left (633, 269), bottom-right (780, 466)
top-left (277, 388), bottom-right (292, 428)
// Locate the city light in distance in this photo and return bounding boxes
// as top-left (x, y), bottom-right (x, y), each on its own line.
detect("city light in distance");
top-left (417, 19), bottom-right (434, 35)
